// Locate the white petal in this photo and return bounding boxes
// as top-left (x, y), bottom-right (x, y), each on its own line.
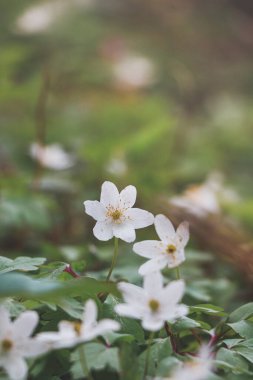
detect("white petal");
top-left (117, 282), bottom-right (145, 305)
top-left (127, 208), bottom-right (154, 229)
top-left (174, 305), bottom-right (188, 319)
top-left (115, 304), bottom-right (142, 319)
top-left (166, 250), bottom-right (185, 268)
top-left (23, 339), bottom-right (50, 358)
top-left (83, 319), bottom-right (120, 341)
top-left (142, 317), bottom-right (164, 332)
top-left (119, 185), bottom-right (137, 208)
top-left (143, 271), bottom-right (164, 296)
top-left (176, 221), bottom-right (190, 247)
top-left (112, 223), bottom-right (136, 242)
top-left (93, 221), bottom-right (113, 241)
top-left (13, 311), bottom-right (38, 338)
top-left (100, 181), bottom-right (119, 208)
top-left (82, 299), bottom-right (97, 327)
top-left (0, 307), bottom-right (11, 339)
top-left (133, 240), bottom-right (163, 258)
top-left (138, 257), bottom-right (168, 276)
top-left (4, 356), bottom-right (27, 380)
top-left (84, 200), bottom-right (106, 221)
top-left (163, 280), bottom-right (185, 305)
top-left (155, 214), bottom-right (176, 241)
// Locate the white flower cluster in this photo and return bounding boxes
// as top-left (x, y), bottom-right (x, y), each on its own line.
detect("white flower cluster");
top-left (0, 181), bottom-right (213, 380)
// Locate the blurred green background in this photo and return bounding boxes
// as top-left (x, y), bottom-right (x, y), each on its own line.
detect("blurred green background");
top-left (1, 0), bottom-right (253, 271)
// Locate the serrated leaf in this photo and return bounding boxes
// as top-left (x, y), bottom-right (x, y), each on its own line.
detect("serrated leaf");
top-left (0, 256), bottom-right (46, 274)
top-left (229, 303), bottom-right (253, 323)
top-left (173, 316), bottom-right (201, 332)
top-left (216, 348), bottom-right (249, 374)
top-left (190, 304), bottom-right (226, 316)
top-left (227, 321), bottom-right (253, 339)
top-left (223, 339), bottom-right (244, 349)
top-left (233, 346), bottom-right (253, 364)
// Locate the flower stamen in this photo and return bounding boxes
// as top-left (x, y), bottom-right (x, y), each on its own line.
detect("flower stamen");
top-left (73, 322), bottom-right (82, 336)
top-left (149, 299), bottom-right (160, 312)
top-left (2, 339), bottom-right (13, 352)
top-left (166, 244), bottom-right (176, 254)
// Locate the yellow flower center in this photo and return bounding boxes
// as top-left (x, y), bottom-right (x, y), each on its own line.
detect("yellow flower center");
top-left (149, 299), bottom-right (160, 312)
top-left (111, 209), bottom-right (122, 221)
top-left (166, 244), bottom-right (176, 254)
top-left (73, 322), bottom-right (82, 336)
top-left (2, 339), bottom-right (13, 352)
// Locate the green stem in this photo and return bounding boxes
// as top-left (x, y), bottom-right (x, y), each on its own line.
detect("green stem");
top-left (106, 237), bottom-right (119, 281)
top-left (78, 345), bottom-right (93, 380)
top-left (143, 331), bottom-right (155, 379)
top-left (175, 266), bottom-right (181, 280)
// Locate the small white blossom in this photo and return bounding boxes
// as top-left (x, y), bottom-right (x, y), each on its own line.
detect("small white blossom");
top-left (155, 345), bottom-right (214, 380)
top-left (36, 299), bottom-right (120, 349)
top-left (0, 307), bottom-right (49, 380)
top-left (84, 181), bottom-right (154, 242)
top-left (133, 214), bottom-right (189, 275)
top-left (29, 143), bottom-right (75, 170)
top-left (115, 271), bottom-right (188, 331)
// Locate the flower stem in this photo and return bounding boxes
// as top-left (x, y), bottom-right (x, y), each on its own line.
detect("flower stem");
top-left (143, 331), bottom-right (155, 379)
top-left (78, 345), bottom-right (93, 380)
top-left (106, 237), bottom-right (119, 281)
top-left (175, 266), bottom-right (181, 280)
top-left (64, 264), bottom-right (80, 278)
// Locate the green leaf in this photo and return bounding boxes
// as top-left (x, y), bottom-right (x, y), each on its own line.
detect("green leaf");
top-left (190, 304), bottom-right (226, 316)
top-left (119, 342), bottom-right (141, 380)
top-left (229, 303), bottom-right (253, 323)
top-left (233, 346), bottom-right (253, 364)
top-left (223, 339), bottom-right (244, 349)
top-left (0, 256), bottom-right (46, 274)
top-left (71, 343), bottom-right (120, 379)
top-left (227, 321), bottom-right (253, 339)
top-left (216, 348), bottom-right (249, 374)
top-left (138, 338), bottom-right (172, 377)
top-left (173, 317), bottom-right (201, 332)
top-left (0, 273), bottom-right (120, 300)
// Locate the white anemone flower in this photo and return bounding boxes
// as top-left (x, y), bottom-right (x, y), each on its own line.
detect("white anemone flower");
top-left (0, 307), bottom-right (49, 380)
top-left (29, 143), bottom-right (75, 170)
top-left (133, 214), bottom-right (189, 276)
top-left (115, 271), bottom-right (188, 331)
top-left (36, 299), bottom-right (120, 349)
top-left (155, 345), bottom-right (214, 380)
top-left (84, 181), bottom-right (154, 242)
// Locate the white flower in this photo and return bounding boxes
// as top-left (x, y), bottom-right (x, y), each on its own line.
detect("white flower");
top-left (36, 299), bottom-right (120, 349)
top-left (133, 214), bottom-right (189, 275)
top-left (157, 345), bottom-right (213, 380)
top-left (84, 181), bottom-right (154, 242)
top-left (0, 307), bottom-right (49, 380)
top-left (115, 271), bottom-right (188, 331)
top-left (29, 143), bottom-right (75, 170)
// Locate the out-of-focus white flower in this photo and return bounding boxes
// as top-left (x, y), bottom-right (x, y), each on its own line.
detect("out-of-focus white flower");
top-left (29, 143), bottom-right (75, 170)
top-left (170, 172), bottom-right (240, 217)
top-left (134, 214), bottom-right (189, 275)
top-left (36, 299), bottom-right (120, 349)
top-left (154, 345), bottom-right (214, 380)
top-left (15, 0), bottom-right (93, 35)
top-left (0, 307), bottom-right (49, 380)
top-left (105, 157), bottom-right (127, 176)
top-left (84, 181), bottom-right (154, 242)
top-left (112, 55), bottom-right (156, 89)
top-left (115, 271), bottom-right (188, 331)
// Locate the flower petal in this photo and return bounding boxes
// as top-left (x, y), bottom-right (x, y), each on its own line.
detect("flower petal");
top-left (163, 280), bottom-right (185, 305)
top-left (166, 250), bottom-right (185, 268)
top-left (127, 208), bottom-right (154, 229)
top-left (176, 221), bottom-right (190, 247)
top-left (117, 282), bottom-right (145, 305)
top-left (3, 356), bottom-right (27, 380)
top-left (93, 221), bottom-right (113, 241)
top-left (100, 181), bottom-right (119, 208)
top-left (112, 223), bottom-right (136, 242)
top-left (138, 257), bottom-right (168, 276)
top-left (119, 185), bottom-right (137, 208)
top-left (82, 299), bottom-right (97, 327)
top-left (142, 317), bottom-right (164, 332)
top-left (0, 307), bottom-right (11, 340)
top-left (155, 214), bottom-right (176, 241)
top-left (23, 339), bottom-right (50, 358)
top-left (83, 319), bottom-right (120, 341)
top-left (13, 311), bottom-right (39, 339)
top-left (115, 304), bottom-right (142, 319)
top-left (143, 271), bottom-right (164, 296)
top-left (133, 240), bottom-right (163, 258)
top-left (84, 200), bottom-right (106, 221)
